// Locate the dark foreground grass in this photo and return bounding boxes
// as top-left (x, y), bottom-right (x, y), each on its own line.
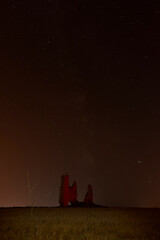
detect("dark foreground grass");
top-left (0, 207), bottom-right (160, 240)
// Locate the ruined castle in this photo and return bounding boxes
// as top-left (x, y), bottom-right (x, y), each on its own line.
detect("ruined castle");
top-left (59, 173), bottom-right (93, 207)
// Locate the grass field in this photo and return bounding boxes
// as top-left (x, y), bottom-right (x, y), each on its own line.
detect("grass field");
top-left (0, 207), bottom-right (160, 240)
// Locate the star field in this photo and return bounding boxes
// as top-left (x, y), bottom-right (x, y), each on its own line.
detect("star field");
top-left (0, 0), bottom-right (160, 207)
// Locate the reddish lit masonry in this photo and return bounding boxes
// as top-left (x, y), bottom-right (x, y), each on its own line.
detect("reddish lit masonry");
top-left (59, 173), bottom-right (93, 207)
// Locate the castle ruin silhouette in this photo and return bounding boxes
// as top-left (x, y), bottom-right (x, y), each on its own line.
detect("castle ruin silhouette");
top-left (59, 173), bottom-right (96, 207)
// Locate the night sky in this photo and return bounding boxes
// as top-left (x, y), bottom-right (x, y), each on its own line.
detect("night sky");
top-left (0, 1), bottom-right (160, 207)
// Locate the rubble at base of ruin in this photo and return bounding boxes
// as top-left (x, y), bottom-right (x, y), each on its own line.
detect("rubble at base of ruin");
top-left (59, 173), bottom-right (98, 207)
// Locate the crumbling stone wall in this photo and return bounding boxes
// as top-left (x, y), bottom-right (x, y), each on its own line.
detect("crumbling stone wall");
top-left (59, 173), bottom-right (70, 207)
top-left (59, 173), bottom-right (93, 207)
top-left (69, 181), bottom-right (77, 205)
top-left (84, 184), bottom-right (93, 204)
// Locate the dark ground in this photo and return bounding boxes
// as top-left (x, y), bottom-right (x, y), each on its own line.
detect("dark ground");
top-left (0, 207), bottom-right (160, 240)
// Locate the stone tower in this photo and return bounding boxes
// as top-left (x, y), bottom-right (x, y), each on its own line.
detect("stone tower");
top-left (59, 173), bottom-right (70, 207)
top-left (59, 173), bottom-right (77, 207)
top-left (84, 184), bottom-right (93, 204)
